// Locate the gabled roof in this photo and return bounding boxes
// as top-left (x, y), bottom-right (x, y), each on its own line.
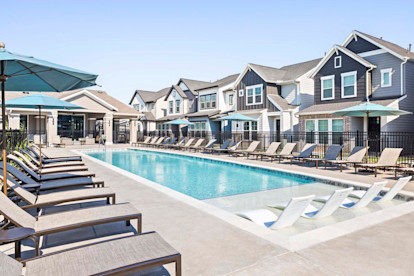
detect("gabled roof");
top-left (195, 74), bottom-right (239, 91)
top-left (165, 84), bottom-right (187, 100)
top-left (233, 58), bottom-right (321, 89)
top-left (129, 87), bottom-right (169, 105)
top-left (309, 45), bottom-right (376, 78)
top-left (186, 109), bottom-right (221, 118)
top-left (342, 30), bottom-right (414, 61)
top-left (179, 78), bottom-right (211, 94)
top-left (142, 112), bottom-right (156, 121)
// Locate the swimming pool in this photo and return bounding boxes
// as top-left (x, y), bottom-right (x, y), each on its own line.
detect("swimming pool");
top-left (86, 149), bottom-right (322, 200)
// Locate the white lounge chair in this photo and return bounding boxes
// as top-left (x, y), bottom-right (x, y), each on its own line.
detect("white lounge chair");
top-left (235, 195), bottom-right (314, 229)
top-left (315, 181), bottom-right (387, 208)
top-left (349, 176), bottom-right (411, 202)
top-left (268, 188), bottom-right (353, 219)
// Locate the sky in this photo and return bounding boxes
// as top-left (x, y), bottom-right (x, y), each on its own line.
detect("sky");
top-left (2, 0), bottom-right (414, 104)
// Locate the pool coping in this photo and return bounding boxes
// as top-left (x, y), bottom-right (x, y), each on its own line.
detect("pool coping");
top-left (74, 148), bottom-right (414, 251)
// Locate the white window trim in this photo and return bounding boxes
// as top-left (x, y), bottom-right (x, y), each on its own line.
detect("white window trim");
top-left (238, 89), bottom-right (244, 97)
top-left (245, 84), bottom-right (263, 106)
top-left (321, 75), bottom-right (335, 101)
top-left (305, 119), bottom-right (344, 144)
top-left (341, 71), bottom-right (357, 99)
top-left (334, 56), bottom-right (342, 68)
top-left (381, 68), bottom-right (393, 88)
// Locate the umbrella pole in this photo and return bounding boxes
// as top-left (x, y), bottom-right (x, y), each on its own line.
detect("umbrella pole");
top-left (366, 112), bottom-right (369, 163)
top-left (39, 106), bottom-right (42, 168)
top-left (1, 60), bottom-right (7, 195)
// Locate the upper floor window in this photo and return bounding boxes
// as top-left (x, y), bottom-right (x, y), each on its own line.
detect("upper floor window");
top-left (199, 94), bottom-right (216, 110)
top-left (133, 104), bottom-right (140, 111)
top-left (189, 99), bottom-right (194, 109)
top-left (246, 84), bottom-right (263, 105)
top-left (381, 68), bottom-right (392, 87)
top-left (150, 103), bottom-right (155, 110)
top-left (176, 100), bottom-right (181, 113)
top-left (341, 71), bottom-right (357, 98)
top-left (321, 75), bottom-right (335, 100)
top-left (169, 101), bottom-right (173, 113)
top-left (334, 56), bottom-right (342, 68)
top-left (229, 94), bottom-right (234, 105)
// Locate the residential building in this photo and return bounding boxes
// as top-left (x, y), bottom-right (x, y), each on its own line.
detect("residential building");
top-left (231, 59), bottom-right (321, 136)
top-left (6, 89), bottom-right (141, 145)
top-left (129, 87), bottom-right (169, 134)
top-left (299, 30), bottom-right (414, 142)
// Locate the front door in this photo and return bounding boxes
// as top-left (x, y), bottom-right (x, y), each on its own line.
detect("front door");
top-left (275, 119), bottom-right (281, 142)
top-left (368, 117), bottom-right (381, 153)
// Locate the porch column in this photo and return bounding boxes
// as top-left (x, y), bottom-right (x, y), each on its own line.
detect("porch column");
top-left (104, 113), bottom-right (113, 145)
top-left (47, 111), bottom-right (58, 146)
top-left (129, 118), bottom-right (138, 144)
top-left (8, 113), bottom-right (20, 130)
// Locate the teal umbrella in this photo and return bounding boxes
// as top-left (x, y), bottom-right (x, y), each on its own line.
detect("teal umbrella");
top-left (0, 42), bottom-right (98, 194)
top-left (165, 119), bottom-right (194, 125)
top-left (333, 102), bottom-right (411, 161)
top-left (5, 94), bottom-right (85, 168)
top-left (214, 113), bottom-right (257, 122)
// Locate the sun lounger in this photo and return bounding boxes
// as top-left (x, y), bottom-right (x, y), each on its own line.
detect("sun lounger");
top-left (322, 146), bottom-right (368, 172)
top-left (142, 136), bottom-right (158, 147)
top-left (230, 141), bottom-right (260, 157)
top-left (18, 150), bottom-right (85, 169)
top-left (184, 138), bottom-right (201, 151)
top-left (302, 145), bottom-right (343, 168)
top-left (211, 140), bottom-right (241, 154)
top-left (1, 232), bottom-right (181, 276)
top-left (10, 153), bottom-right (88, 175)
top-left (268, 188), bottom-right (353, 219)
top-left (28, 146), bottom-right (82, 162)
top-left (135, 136), bottom-right (151, 146)
top-left (150, 137), bottom-right (165, 148)
top-left (236, 195), bottom-right (314, 229)
top-left (283, 144), bottom-right (317, 164)
top-left (3, 175), bottom-right (115, 211)
top-left (355, 148), bottom-right (402, 177)
top-left (160, 137), bottom-right (177, 148)
top-left (7, 155), bottom-right (96, 182)
top-left (266, 142), bottom-right (297, 162)
top-left (349, 176), bottom-right (411, 202)
top-left (190, 138), bottom-right (215, 152)
top-left (155, 137), bottom-right (171, 148)
top-left (248, 142), bottom-right (281, 160)
top-left (207, 139), bottom-right (232, 154)
top-left (170, 137), bottom-right (186, 149)
top-left (0, 192), bottom-right (142, 255)
top-left (315, 181), bottom-right (387, 208)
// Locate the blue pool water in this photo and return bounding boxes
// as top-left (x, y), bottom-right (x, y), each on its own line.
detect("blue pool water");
top-left (87, 149), bottom-right (319, 200)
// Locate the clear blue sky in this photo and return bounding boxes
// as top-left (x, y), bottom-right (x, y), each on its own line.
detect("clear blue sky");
top-left (2, 0), bottom-right (414, 104)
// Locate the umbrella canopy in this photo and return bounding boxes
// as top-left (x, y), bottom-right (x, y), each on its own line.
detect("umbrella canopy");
top-left (0, 42), bottom-right (98, 194)
top-left (333, 102), bottom-right (411, 117)
top-left (214, 113), bottom-right (256, 121)
top-left (5, 93), bottom-right (85, 110)
top-left (164, 119), bottom-right (194, 125)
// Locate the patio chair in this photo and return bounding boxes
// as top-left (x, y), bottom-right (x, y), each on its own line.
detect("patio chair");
top-left (160, 137), bottom-right (177, 148)
top-left (248, 142), bottom-right (281, 160)
top-left (2, 175), bottom-right (115, 211)
top-left (207, 139), bottom-right (232, 154)
top-left (175, 138), bottom-right (195, 150)
top-left (155, 137), bottom-right (171, 148)
top-left (0, 191), bottom-right (142, 256)
top-left (235, 195), bottom-right (314, 229)
top-left (1, 232), bottom-right (181, 276)
top-left (349, 176), bottom-right (411, 202)
top-left (230, 141), bottom-right (260, 157)
top-left (19, 149), bottom-right (85, 168)
top-left (267, 188), bottom-right (353, 219)
top-left (355, 148), bottom-right (402, 177)
top-left (302, 145), bottom-right (343, 168)
top-left (190, 138), bottom-right (215, 152)
top-left (315, 181), bottom-right (387, 208)
top-left (2, 163), bottom-right (104, 191)
top-left (28, 146), bottom-right (82, 162)
top-left (135, 136), bottom-right (151, 146)
top-left (322, 146), bottom-right (368, 172)
top-left (7, 155), bottom-right (96, 182)
top-left (150, 137), bottom-right (165, 148)
top-left (169, 137), bottom-right (186, 149)
top-left (143, 136), bottom-right (158, 147)
top-left (11, 152), bottom-right (89, 175)
top-left (282, 144), bottom-right (317, 165)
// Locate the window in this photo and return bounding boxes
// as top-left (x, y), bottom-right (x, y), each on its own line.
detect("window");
top-left (334, 56), bottom-right (342, 68)
top-left (305, 120), bottom-right (315, 143)
top-left (381, 68), bottom-right (392, 87)
top-left (189, 100), bottom-right (194, 109)
top-left (133, 104), bottom-right (140, 111)
top-left (169, 101), bottom-right (173, 113)
top-left (251, 121), bottom-right (258, 131)
top-left (341, 71), bottom-right (357, 98)
top-left (318, 120), bottom-right (329, 144)
top-left (150, 103), bottom-right (155, 110)
top-left (176, 100), bottom-right (181, 113)
top-left (199, 94), bottom-right (217, 110)
top-left (321, 75), bottom-right (335, 100)
top-left (239, 89), bottom-right (243, 97)
top-left (305, 119), bottom-right (344, 145)
top-left (229, 94), bottom-right (234, 105)
top-left (332, 119), bottom-right (344, 144)
top-left (246, 84), bottom-right (263, 105)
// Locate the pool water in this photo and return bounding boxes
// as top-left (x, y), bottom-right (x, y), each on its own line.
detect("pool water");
top-left (87, 149), bottom-right (319, 200)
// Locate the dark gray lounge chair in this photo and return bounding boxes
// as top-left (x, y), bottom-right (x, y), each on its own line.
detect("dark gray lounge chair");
top-left (27, 146), bottom-right (82, 163)
top-left (206, 139), bottom-right (232, 154)
top-left (20, 149), bottom-right (84, 168)
top-left (282, 144), bottom-right (317, 164)
top-left (302, 145), bottom-right (343, 168)
top-left (322, 146), bottom-right (368, 172)
top-left (1, 232), bottom-right (181, 276)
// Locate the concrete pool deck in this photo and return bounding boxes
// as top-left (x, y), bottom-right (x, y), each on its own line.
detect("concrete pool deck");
top-left (6, 144), bottom-right (414, 275)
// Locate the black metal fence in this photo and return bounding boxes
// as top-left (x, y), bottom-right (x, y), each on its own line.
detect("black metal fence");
top-left (137, 130), bottom-right (414, 163)
top-left (0, 130), bottom-right (28, 156)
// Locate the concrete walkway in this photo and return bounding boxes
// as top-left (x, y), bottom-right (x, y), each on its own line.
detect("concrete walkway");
top-left (33, 145), bottom-right (414, 275)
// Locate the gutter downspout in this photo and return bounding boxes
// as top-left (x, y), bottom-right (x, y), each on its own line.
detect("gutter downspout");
top-left (365, 66), bottom-right (374, 102)
top-left (401, 58), bottom-right (408, 96)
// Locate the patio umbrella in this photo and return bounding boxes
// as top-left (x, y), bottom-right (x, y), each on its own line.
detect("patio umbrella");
top-left (5, 93), bottom-right (84, 167)
top-left (214, 113), bottom-right (256, 129)
top-left (0, 42), bottom-right (98, 194)
top-left (165, 119), bottom-right (194, 125)
top-left (333, 102), bottom-right (411, 161)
